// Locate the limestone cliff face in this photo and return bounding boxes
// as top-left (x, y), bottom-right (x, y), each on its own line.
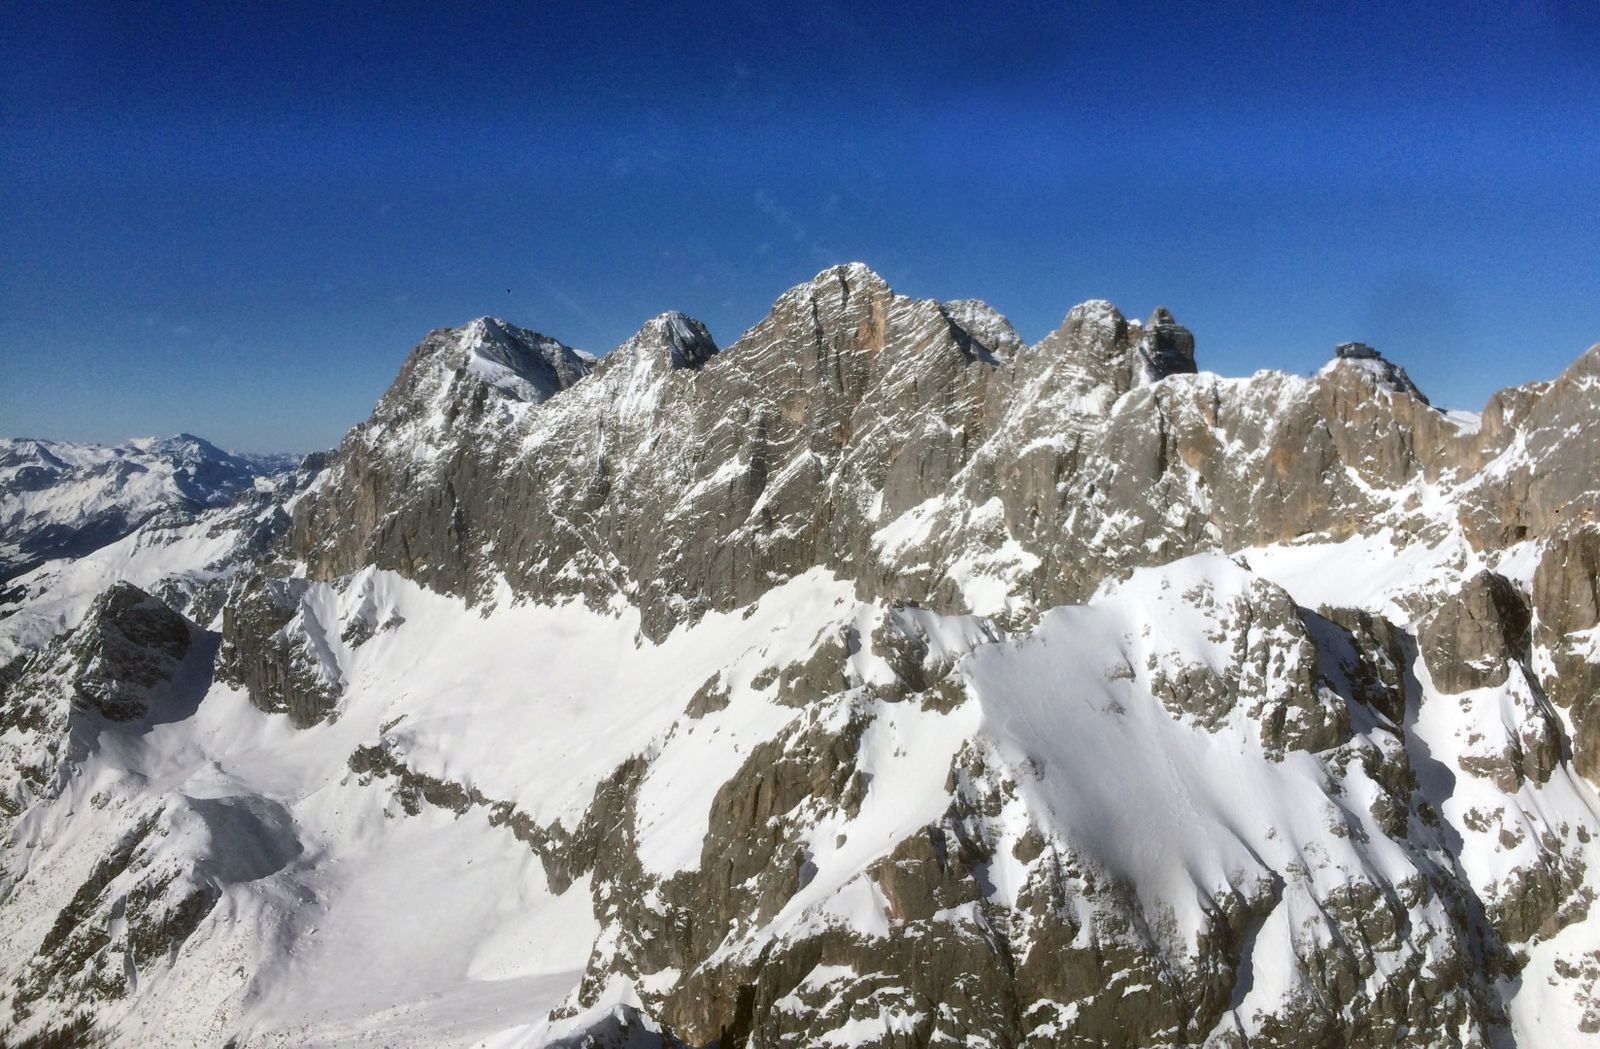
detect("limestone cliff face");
top-left (1532, 524), bottom-right (1600, 777)
top-left (290, 267), bottom-right (1596, 642)
top-left (293, 265), bottom-right (1019, 635)
top-left (1458, 345), bottom-right (1600, 545)
top-left (279, 265), bottom-right (1600, 779)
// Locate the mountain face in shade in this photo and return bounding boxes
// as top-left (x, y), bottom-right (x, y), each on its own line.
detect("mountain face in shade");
top-left (3, 264), bottom-right (1600, 1047)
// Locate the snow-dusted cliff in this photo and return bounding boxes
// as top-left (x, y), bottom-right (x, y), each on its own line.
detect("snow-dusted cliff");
top-left (3, 265), bottom-right (1599, 1047)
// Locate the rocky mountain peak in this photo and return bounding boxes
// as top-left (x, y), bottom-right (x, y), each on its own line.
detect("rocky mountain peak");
top-left (1033, 299), bottom-right (1127, 360)
top-left (720, 264), bottom-right (905, 399)
top-left (807, 260), bottom-right (891, 297)
top-left (584, 312), bottom-right (721, 418)
top-left (78, 580), bottom-right (191, 657)
top-left (1320, 340), bottom-right (1429, 405)
top-left (941, 299), bottom-right (1025, 361)
top-left (1561, 340), bottom-right (1600, 383)
top-left (362, 317), bottom-right (595, 448)
top-left (454, 316), bottom-right (592, 402)
top-left (769, 262), bottom-right (892, 326)
top-left (1136, 305), bottom-right (1198, 383)
top-left (1055, 298), bottom-right (1129, 341)
top-left (126, 433), bottom-right (227, 462)
top-left (629, 311), bottom-right (720, 372)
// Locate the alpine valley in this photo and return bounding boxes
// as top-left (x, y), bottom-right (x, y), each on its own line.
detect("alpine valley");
top-left (3, 264), bottom-right (1599, 1048)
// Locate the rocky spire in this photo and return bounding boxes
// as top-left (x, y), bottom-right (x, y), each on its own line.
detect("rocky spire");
top-left (1136, 307), bottom-right (1198, 382)
top-left (1031, 301), bottom-right (1199, 393)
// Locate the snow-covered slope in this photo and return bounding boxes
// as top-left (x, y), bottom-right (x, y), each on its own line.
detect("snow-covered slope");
top-left (2, 266), bottom-right (1599, 1047)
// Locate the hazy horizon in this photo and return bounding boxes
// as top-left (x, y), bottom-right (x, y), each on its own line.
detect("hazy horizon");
top-left (4, 263), bottom-right (1600, 458)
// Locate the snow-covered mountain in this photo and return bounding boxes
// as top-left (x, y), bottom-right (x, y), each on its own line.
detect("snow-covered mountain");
top-left (0, 435), bottom-right (295, 585)
top-left (2, 265), bottom-right (1599, 1048)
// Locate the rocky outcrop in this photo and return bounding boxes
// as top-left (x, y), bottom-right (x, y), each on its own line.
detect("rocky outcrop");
top-left (1144, 572), bottom-right (1351, 756)
top-left (216, 575), bottom-right (342, 726)
top-left (1419, 571), bottom-right (1531, 694)
top-left (1137, 306), bottom-right (1198, 382)
top-left (1314, 606), bottom-right (1410, 724)
top-left (59, 582), bottom-right (194, 722)
top-left (1532, 524), bottom-right (1600, 776)
top-left (0, 582), bottom-right (202, 823)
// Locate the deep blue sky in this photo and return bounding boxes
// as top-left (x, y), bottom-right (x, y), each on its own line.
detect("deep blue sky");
top-left (3, 1), bottom-right (1598, 453)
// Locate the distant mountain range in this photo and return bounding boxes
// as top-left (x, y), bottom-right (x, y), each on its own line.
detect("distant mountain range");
top-left (0, 434), bottom-right (296, 584)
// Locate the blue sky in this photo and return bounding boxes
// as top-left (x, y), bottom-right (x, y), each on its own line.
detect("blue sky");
top-left (3, 1), bottom-right (1598, 453)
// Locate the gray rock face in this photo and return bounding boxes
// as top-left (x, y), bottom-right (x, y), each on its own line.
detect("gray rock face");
top-left (1532, 524), bottom-right (1600, 777)
top-left (216, 575), bottom-right (343, 727)
top-left (290, 269), bottom-right (1475, 652)
top-left (64, 582), bottom-right (194, 722)
top-left (287, 317), bottom-right (595, 603)
top-left (1457, 344), bottom-right (1600, 548)
top-left (1314, 606), bottom-right (1409, 724)
top-left (0, 582), bottom-right (202, 825)
top-left (1419, 571), bottom-right (1531, 694)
